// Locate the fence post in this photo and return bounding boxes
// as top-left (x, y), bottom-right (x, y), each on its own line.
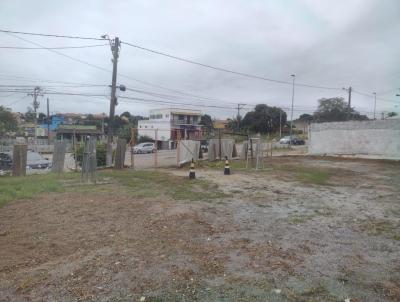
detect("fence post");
top-left (114, 138), bottom-right (127, 169)
top-left (81, 136), bottom-right (97, 183)
top-left (12, 144), bottom-right (27, 176)
top-left (52, 141), bottom-right (66, 173)
top-left (154, 129), bottom-right (158, 167)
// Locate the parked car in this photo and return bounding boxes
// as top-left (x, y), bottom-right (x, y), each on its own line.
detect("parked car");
top-left (26, 151), bottom-right (52, 170)
top-left (0, 152), bottom-right (12, 171)
top-left (0, 151), bottom-right (52, 171)
top-left (279, 136), bottom-right (305, 145)
top-left (133, 142), bottom-right (156, 154)
top-left (279, 136), bottom-right (291, 144)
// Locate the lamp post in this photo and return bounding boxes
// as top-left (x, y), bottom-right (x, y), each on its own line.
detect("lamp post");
top-left (289, 74), bottom-right (295, 145)
top-left (373, 92), bottom-right (377, 120)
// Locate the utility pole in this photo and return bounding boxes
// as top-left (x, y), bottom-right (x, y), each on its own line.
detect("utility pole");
top-left (106, 36), bottom-right (121, 167)
top-left (28, 86), bottom-right (42, 144)
top-left (279, 110), bottom-right (282, 138)
top-left (236, 103), bottom-right (245, 131)
top-left (373, 92), bottom-right (377, 120)
top-left (46, 97), bottom-right (50, 144)
top-left (289, 74), bottom-right (295, 145)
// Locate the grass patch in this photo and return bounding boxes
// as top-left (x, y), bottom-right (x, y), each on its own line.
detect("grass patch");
top-left (288, 213), bottom-right (315, 225)
top-left (0, 173), bottom-right (78, 207)
top-left (98, 169), bottom-right (229, 201)
top-left (198, 159), bottom-right (248, 170)
top-left (273, 165), bottom-right (331, 185)
top-left (356, 218), bottom-right (400, 241)
top-left (0, 169), bottom-right (229, 207)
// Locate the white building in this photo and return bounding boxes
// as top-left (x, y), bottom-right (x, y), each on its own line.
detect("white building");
top-left (138, 108), bottom-right (203, 149)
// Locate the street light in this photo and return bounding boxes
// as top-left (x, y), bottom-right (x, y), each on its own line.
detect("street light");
top-left (373, 92), bottom-right (377, 120)
top-left (289, 74), bottom-right (295, 145)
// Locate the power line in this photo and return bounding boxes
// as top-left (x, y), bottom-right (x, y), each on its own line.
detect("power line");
top-left (353, 89), bottom-right (399, 103)
top-left (0, 73), bottom-right (108, 87)
top-left (5, 95), bottom-right (29, 106)
top-left (0, 44), bottom-right (108, 49)
top-left (4, 33), bottom-right (234, 104)
top-left (0, 29), bottom-right (106, 41)
top-left (3, 30), bottom-right (398, 110)
top-left (6, 32), bottom-right (113, 74)
top-left (125, 87), bottom-right (239, 107)
top-left (122, 41), bottom-right (342, 91)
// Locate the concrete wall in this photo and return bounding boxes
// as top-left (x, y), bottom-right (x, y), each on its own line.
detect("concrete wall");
top-left (309, 120), bottom-right (400, 159)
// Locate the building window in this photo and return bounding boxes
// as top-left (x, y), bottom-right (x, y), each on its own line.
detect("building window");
top-left (178, 115), bottom-right (184, 120)
top-left (166, 114), bottom-right (169, 118)
top-left (139, 125), bottom-right (142, 128)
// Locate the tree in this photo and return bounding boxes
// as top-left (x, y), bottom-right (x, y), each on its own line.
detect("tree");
top-left (241, 104), bottom-right (286, 134)
top-left (199, 114), bottom-right (213, 129)
top-left (117, 124), bottom-right (132, 141)
top-left (298, 113), bottom-right (313, 122)
top-left (386, 112), bottom-right (398, 118)
top-left (38, 112), bottom-right (46, 124)
top-left (313, 97), bottom-right (368, 122)
top-left (0, 106), bottom-right (18, 136)
top-left (24, 108), bottom-right (36, 123)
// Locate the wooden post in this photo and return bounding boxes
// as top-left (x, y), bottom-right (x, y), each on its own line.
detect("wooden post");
top-left (12, 144), bottom-right (27, 176)
top-left (52, 141), bottom-right (66, 173)
top-left (218, 128), bottom-right (222, 160)
top-left (176, 131), bottom-right (180, 167)
top-left (114, 138), bottom-right (127, 169)
top-left (130, 128), bottom-right (135, 169)
top-left (81, 136), bottom-right (97, 183)
top-left (154, 129), bottom-right (158, 167)
top-left (73, 129), bottom-right (78, 171)
top-left (250, 139), bottom-right (253, 160)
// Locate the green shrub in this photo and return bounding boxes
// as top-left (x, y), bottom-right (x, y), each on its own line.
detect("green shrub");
top-left (74, 143), bottom-right (109, 167)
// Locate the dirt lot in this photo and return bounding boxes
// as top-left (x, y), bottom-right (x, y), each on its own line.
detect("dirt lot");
top-left (0, 156), bottom-right (399, 301)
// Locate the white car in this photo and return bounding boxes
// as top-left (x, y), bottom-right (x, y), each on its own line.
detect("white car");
top-left (133, 142), bottom-right (156, 154)
top-left (279, 136), bottom-right (291, 144)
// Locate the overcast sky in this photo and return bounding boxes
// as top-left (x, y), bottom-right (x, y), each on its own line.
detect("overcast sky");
top-left (0, 0), bottom-right (399, 119)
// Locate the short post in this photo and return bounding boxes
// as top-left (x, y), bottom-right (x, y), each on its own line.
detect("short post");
top-left (114, 138), bottom-right (127, 169)
top-left (12, 144), bottom-right (27, 176)
top-left (52, 141), bottom-right (66, 173)
top-left (154, 129), bottom-right (158, 167)
top-left (81, 136), bottom-right (97, 183)
top-left (176, 133), bottom-right (180, 167)
top-left (130, 128), bottom-right (135, 169)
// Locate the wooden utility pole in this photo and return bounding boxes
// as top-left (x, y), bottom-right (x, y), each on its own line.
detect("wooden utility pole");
top-left (106, 37), bottom-right (121, 167)
top-left (28, 86), bottom-right (42, 143)
top-left (236, 103), bottom-right (245, 131)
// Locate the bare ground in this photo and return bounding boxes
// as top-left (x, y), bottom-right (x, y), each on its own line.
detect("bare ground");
top-left (0, 156), bottom-right (399, 301)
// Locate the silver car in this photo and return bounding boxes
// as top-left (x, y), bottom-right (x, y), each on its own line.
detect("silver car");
top-left (133, 142), bottom-right (156, 154)
top-left (0, 151), bottom-right (52, 171)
